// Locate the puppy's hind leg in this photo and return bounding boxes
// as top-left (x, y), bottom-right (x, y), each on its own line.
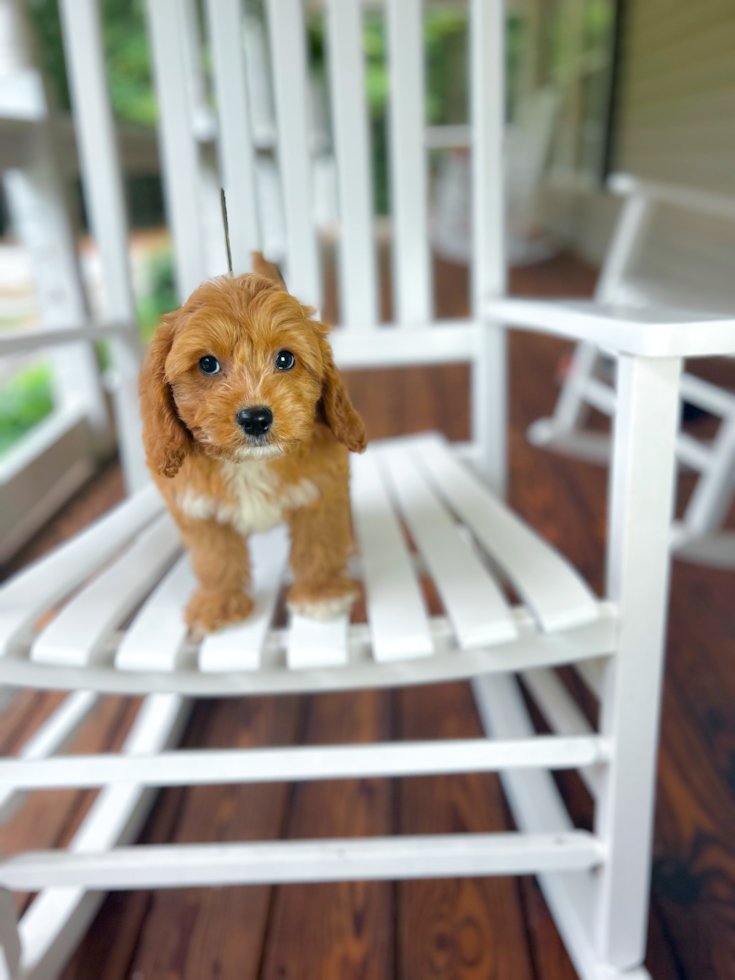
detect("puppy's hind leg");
top-left (286, 492), bottom-right (359, 621)
top-left (178, 516), bottom-right (254, 636)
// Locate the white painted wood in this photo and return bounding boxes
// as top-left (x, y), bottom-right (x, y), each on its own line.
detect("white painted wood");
top-left (521, 668), bottom-right (602, 796)
top-left (470, 0), bottom-right (505, 315)
top-left (287, 614), bottom-right (350, 670)
top-left (0, 690), bottom-right (99, 824)
top-left (350, 451), bottom-right (433, 661)
top-left (326, 0), bottom-right (378, 326)
top-left (206, 0), bottom-right (260, 274)
top-left (0, 607), bottom-right (618, 698)
top-left (265, 0), bottom-right (320, 308)
top-left (0, 485), bottom-right (163, 657)
top-left (472, 319), bottom-right (508, 495)
top-left (199, 525), bottom-right (290, 672)
top-left (608, 172), bottom-right (735, 221)
top-left (31, 514), bottom-right (180, 667)
top-left (58, 0), bottom-right (148, 493)
top-left (414, 435), bottom-right (601, 631)
top-left (17, 694), bottom-right (188, 980)
top-left (146, 0), bottom-right (208, 298)
top-left (0, 734), bottom-right (607, 790)
top-left (594, 355), bottom-right (683, 970)
top-left (1, 831), bottom-right (604, 892)
top-left (330, 321), bottom-right (479, 368)
top-left (679, 372), bottom-right (735, 419)
top-left (581, 377), bottom-right (616, 416)
top-left (671, 527), bottom-right (735, 570)
top-left (529, 174), bottom-right (735, 570)
top-left (379, 445), bottom-right (517, 649)
top-left (595, 193), bottom-right (653, 304)
top-left (425, 124), bottom-right (472, 150)
top-left (684, 414), bottom-right (735, 533)
top-left (115, 555), bottom-right (196, 672)
top-left (473, 672), bottom-right (622, 980)
top-left (386, 0), bottom-right (430, 323)
top-left (574, 658), bottom-right (606, 701)
top-left (469, 0), bottom-right (507, 491)
top-left (485, 296), bottom-right (735, 358)
top-left (0, 319), bottom-right (133, 356)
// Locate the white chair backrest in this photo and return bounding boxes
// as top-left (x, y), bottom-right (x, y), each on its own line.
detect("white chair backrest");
top-left (143, 0), bottom-right (507, 330)
top-left (599, 172), bottom-right (735, 315)
top-left (18, 0), bottom-right (508, 491)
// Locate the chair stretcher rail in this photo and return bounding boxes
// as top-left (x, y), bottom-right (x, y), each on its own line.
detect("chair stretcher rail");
top-left (0, 734), bottom-right (610, 790)
top-left (0, 831), bottom-right (605, 891)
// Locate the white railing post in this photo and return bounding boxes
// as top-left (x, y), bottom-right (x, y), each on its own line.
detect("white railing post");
top-left (386, 0), bottom-right (431, 324)
top-left (326, 0), bottom-right (378, 326)
top-left (145, 0), bottom-right (210, 300)
top-left (594, 352), bottom-right (682, 969)
top-left (470, 0), bottom-right (507, 495)
top-left (59, 0), bottom-right (149, 493)
top-left (206, 0), bottom-right (261, 276)
top-left (265, 0), bottom-right (320, 309)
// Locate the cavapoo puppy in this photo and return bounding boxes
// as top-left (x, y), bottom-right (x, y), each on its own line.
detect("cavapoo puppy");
top-left (140, 255), bottom-right (367, 636)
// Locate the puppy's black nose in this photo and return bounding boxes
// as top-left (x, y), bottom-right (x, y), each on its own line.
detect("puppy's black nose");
top-left (236, 405), bottom-right (273, 437)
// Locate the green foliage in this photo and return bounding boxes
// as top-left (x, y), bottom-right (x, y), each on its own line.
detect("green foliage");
top-left (136, 247), bottom-right (177, 342)
top-left (28, 0), bottom-right (156, 126)
top-left (0, 362), bottom-right (54, 457)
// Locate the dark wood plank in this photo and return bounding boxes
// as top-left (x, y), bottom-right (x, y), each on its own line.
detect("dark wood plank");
top-left (121, 696), bottom-right (302, 980)
top-left (261, 690), bottom-right (394, 980)
top-left (651, 681), bottom-right (735, 978)
top-left (398, 681), bottom-right (535, 980)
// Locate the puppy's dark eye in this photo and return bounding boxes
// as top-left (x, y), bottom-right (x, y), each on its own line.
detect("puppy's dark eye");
top-left (275, 350), bottom-right (295, 371)
top-left (199, 355), bottom-right (220, 376)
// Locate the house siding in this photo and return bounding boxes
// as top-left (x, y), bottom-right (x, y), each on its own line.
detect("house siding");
top-left (540, 0), bottom-right (735, 298)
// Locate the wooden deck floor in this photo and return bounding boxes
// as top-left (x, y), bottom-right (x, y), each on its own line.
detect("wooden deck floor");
top-left (1, 254), bottom-right (733, 979)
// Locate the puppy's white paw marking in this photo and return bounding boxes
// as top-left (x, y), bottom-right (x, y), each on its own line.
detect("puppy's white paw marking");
top-left (288, 594), bottom-right (356, 621)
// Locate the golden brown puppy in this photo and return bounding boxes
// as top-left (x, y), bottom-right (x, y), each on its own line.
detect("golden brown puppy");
top-left (140, 256), bottom-right (367, 635)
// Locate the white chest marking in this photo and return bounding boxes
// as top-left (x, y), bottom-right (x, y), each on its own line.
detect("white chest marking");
top-left (177, 460), bottom-right (320, 535)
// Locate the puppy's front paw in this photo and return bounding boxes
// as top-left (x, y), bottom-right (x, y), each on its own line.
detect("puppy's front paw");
top-left (286, 577), bottom-right (359, 621)
top-left (186, 589), bottom-right (254, 637)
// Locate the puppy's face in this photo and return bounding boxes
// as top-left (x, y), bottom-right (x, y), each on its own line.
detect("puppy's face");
top-left (140, 273), bottom-right (366, 477)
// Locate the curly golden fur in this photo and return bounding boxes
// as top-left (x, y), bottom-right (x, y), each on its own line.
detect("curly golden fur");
top-left (140, 254), bottom-right (366, 635)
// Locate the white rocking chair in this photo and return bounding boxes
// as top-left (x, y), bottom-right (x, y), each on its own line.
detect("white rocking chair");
top-left (1, 2), bottom-right (735, 980)
top-left (528, 172), bottom-right (735, 570)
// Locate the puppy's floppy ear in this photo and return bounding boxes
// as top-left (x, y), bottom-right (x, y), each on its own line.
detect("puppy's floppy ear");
top-left (318, 338), bottom-right (367, 453)
top-left (139, 313), bottom-right (192, 478)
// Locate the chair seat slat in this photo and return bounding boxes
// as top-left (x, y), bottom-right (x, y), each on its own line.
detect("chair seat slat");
top-left (198, 525), bottom-right (290, 673)
top-left (380, 446), bottom-right (517, 648)
top-left (287, 614), bottom-right (350, 670)
top-left (31, 515), bottom-right (180, 667)
top-left (413, 436), bottom-right (600, 631)
top-left (351, 451), bottom-right (433, 661)
top-left (115, 555), bottom-right (196, 672)
top-left (0, 486), bottom-right (163, 658)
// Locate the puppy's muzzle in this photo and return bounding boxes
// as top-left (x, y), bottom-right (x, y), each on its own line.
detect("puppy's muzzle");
top-left (236, 405), bottom-right (273, 438)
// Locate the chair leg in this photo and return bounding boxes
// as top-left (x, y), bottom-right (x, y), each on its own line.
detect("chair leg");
top-left (594, 354), bottom-right (682, 970)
